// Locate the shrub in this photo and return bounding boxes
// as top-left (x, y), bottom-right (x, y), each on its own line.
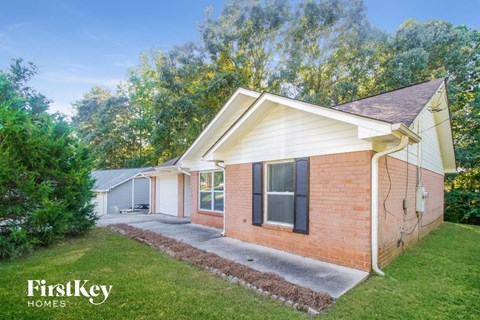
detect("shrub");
top-left (444, 190), bottom-right (480, 225)
top-left (0, 59), bottom-right (96, 258)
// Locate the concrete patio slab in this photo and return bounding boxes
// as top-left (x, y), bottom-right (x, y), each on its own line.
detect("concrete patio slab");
top-left (98, 213), bottom-right (369, 298)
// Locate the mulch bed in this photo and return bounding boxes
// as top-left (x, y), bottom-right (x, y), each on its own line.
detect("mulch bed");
top-left (107, 223), bottom-right (334, 314)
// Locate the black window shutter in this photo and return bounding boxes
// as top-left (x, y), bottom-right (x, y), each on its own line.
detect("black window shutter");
top-left (252, 162), bottom-right (263, 226)
top-left (293, 157), bottom-right (309, 234)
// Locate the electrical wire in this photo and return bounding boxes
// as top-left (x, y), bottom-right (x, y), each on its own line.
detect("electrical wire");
top-left (420, 118), bottom-right (451, 133)
top-left (421, 212), bottom-right (443, 228)
top-left (401, 220), bottom-right (419, 236)
top-left (383, 157), bottom-right (396, 218)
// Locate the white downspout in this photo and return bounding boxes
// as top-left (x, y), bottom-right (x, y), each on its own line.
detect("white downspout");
top-left (371, 135), bottom-right (409, 276)
top-left (214, 161), bottom-right (226, 236)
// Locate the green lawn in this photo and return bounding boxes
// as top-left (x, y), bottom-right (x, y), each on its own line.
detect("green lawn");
top-left (0, 223), bottom-right (478, 319)
top-left (0, 229), bottom-right (305, 320)
top-left (323, 222), bottom-right (480, 320)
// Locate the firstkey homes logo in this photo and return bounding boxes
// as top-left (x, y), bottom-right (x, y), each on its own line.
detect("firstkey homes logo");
top-left (27, 280), bottom-right (113, 307)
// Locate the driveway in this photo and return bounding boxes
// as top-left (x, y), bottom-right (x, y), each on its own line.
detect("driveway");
top-left (98, 213), bottom-right (369, 298)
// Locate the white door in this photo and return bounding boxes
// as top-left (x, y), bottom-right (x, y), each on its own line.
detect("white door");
top-left (93, 193), bottom-right (105, 216)
top-left (155, 174), bottom-right (178, 216)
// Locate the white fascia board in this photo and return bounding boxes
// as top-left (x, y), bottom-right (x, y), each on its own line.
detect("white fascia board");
top-left (178, 88), bottom-right (260, 163)
top-left (409, 82), bottom-right (456, 173)
top-left (104, 173), bottom-right (148, 192)
top-left (391, 123), bottom-right (422, 143)
top-left (145, 166), bottom-right (181, 176)
top-left (435, 91), bottom-right (457, 173)
top-left (139, 170), bottom-right (156, 177)
top-left (204, 93), bottom-right (393, 159)
top-left (358, 126), bottom-right (392, 140)
top-left (203, 93), bottom-right (268, 159)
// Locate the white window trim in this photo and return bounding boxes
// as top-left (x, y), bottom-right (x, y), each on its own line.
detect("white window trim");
top-left (198, 170), bottom-right (225, 213)
top-left (264, 160), bottom-right (294, 226)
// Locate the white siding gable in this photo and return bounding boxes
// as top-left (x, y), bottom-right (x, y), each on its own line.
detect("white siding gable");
top-left (391, 107), bottom-right (444, 175)
top-left (184, 95), bottom-right (258, 171)
top-left (222, 104), bottom-right (372, 165)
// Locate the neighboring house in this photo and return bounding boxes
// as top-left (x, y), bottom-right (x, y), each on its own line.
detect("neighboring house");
top-left (146, 78), bottom-right (455, 273)
top-left (91, 168), bottom-right (153, 216)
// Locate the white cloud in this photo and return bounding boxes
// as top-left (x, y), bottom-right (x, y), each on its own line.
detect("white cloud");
top-left (47, 100), bottom-right (75, 118)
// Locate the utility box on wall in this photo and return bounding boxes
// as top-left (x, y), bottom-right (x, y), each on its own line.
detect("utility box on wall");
top-left (416, 186), bottom-right (428, 213)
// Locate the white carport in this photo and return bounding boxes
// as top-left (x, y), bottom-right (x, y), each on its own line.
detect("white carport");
top-left (91, 167), bottom-right (153, 216)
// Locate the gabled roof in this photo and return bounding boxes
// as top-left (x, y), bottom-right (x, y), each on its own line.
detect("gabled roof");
top-left (176, 78), bottom-right (454, 173)
top-left (333, 78), bottom-right (445, 125)
top-left (202, 91), bottom-right (421, 161)
top-left (179, 87), bottom-right (261, 163)
top-left (92, 167), bottom-right (152, 192)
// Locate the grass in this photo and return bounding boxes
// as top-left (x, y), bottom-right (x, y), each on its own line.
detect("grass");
top-left (0, 222), bottom-right (478, 319)
top-left (323, 222), bottom-right (480, 320)
top-left (0, 228), bottom-right (305, 320)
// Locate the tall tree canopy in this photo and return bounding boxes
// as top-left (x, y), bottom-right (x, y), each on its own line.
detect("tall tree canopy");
top-left (73, 0), bottom-right (480, 223)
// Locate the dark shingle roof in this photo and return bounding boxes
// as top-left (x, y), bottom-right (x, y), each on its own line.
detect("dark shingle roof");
top-left (156, 157), bottom-right (180, 168)
top-left (332, 78), bottom-right (445, 125)
top-left (91, 167), bottom-right (152, 191)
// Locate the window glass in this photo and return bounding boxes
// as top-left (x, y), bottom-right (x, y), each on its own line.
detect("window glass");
top-left (267, 194), bottom-right (294, 224)
top-left (267, 161), bottom-right (294, 224)
top-left (214, 192), bottom-right (224, 211)
top-left (214, 171), bottom-right (224, 191)
top-left (199, 171), bottom-right (224, 212)
top-left (268, 162), bottom-right (294, 192)
top-left (200, 191), bottom-right (212, 210)
top-left (200, 172), bottom-right (212, 191)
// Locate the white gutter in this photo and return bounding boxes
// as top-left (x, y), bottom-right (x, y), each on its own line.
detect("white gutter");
top-left (214, 161), bottom-right (226, 236)
top-left (371, 135), bottom-right (409, 276)
top-left (177, 167), bottom-right (191, 176)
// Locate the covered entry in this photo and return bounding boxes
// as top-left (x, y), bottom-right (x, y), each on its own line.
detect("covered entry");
top-left (155, 173), bottom-right (178, 216)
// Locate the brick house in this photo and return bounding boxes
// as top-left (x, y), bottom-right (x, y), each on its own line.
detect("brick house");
top-left (145, 78), bottom-right (455, 274)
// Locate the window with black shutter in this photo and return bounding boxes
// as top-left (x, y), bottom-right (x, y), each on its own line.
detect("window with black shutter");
top-left (266, 161), bottom-right (295, 225)
top-left (293, 157), bottom-right (309, 234)
top-left (255, 158), bottom-right (309, 234)
top-left (252, 162), bottom-right (263, 226)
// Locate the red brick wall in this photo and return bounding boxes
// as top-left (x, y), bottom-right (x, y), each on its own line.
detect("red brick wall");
top-left (225, 151), bottom-right (373, 271)
top-left (190, 171), bottom-right (224, 228)
top-left (188, 151), bottom-right (444, 271)
top-left (378, 156), bottom-right (444, 267)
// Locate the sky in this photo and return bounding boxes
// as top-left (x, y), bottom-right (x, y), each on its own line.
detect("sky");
top-left (1, 0), bottom-right (479, 116)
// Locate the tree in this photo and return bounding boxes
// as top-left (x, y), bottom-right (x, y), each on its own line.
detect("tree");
top-left (371, 20), bottom-right (480, 224)
top-left (279, 0), bottom-right (385, 105)
top-left (200, 0), bottom-right (291, 91)
top-left (73, 1), bottom-right (480, 224)
top-left (0, 60), bottom-right (96, 258)
top-left (72, 85), bottom-right (156, 169)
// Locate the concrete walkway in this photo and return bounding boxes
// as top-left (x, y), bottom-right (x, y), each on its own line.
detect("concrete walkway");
top-left (98, 213), bottom-right (369, 298)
